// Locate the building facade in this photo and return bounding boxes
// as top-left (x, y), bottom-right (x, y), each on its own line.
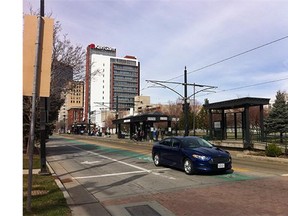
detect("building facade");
top-left (85, 44), bottom-right (140, 129)
top-left (57, 81), bottom-right (85, 133)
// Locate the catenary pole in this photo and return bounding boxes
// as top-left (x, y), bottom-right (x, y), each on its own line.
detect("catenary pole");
top-left (184, 67), bottom-right (189, 136)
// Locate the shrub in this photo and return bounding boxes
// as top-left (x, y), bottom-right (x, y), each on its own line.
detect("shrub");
top-left (265, 143), bottom-right (282, 157)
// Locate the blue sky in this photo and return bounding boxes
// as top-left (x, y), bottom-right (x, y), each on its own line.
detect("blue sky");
top-left (22, 0), bottom-right (288, 104)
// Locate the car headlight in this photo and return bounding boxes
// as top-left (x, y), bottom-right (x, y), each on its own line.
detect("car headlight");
top-left (192, 154), bottom-right (211, 161)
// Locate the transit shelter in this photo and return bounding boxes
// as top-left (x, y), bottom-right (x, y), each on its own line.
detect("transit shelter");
top-left (112, 112), bottom-right (172, 140)
top-left (203, 97), bottom-right (270, 149)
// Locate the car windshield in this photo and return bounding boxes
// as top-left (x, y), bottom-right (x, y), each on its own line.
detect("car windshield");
top-left (181, 137), bottom-right (213, 148)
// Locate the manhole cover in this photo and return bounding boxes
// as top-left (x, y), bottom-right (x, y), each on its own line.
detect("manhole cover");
top-left (125, 204), bottom-right (161, 216)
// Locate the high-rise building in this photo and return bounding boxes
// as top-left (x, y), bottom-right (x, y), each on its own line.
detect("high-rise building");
top-left (85, 44), bottom-right (140, 128)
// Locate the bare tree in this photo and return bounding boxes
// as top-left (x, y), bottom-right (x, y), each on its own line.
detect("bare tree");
top-left (23, 9), bottom-right (86, 144)
top-left (105, 112), bottom-right (116, 131)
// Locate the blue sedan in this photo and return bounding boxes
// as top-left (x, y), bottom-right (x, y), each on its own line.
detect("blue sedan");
top-left (152, 136), bottom-right (232, 174)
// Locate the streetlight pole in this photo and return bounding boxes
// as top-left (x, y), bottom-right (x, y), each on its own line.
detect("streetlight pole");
top-left (27, 0), bottom-right (46, 211)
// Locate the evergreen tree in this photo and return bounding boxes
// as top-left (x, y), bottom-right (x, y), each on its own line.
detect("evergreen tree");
top-left (197, 98), bottom-right (209, 135)
top-left (197, 106), bottom-right (208, 130)
top-left (265, 91), bottom-right (288, 143)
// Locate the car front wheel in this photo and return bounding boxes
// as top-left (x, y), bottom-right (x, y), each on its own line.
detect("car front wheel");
top-left (183, 158), bottom-right (194, 175)
top-left (153, 153), bottom-right (161, 166)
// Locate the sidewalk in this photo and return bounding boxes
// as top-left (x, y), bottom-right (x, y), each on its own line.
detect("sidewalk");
top-left (48, 161), bottom-right (112, 216)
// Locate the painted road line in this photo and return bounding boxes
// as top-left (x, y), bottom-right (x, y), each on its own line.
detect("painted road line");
top-left (70, 144), bottom-right (150, 172)
top-left (150, 168), bottom-right (171, 172)
top-left (73, 168), bottom-right (174, 180)
top-left (73, 170), bottom-right (148, 179)
top-left (68, 144), bottom-right (176, 180)
top-left (81, 160), bottom-right (102, 165)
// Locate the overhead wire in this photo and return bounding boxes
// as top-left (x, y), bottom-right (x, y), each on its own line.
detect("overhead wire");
top-left (169, 35), bottom-right (288, 81)
top-left (141, 35), bottom-right (288, 93)
top-left (198, 77), bottom-right (288, 98)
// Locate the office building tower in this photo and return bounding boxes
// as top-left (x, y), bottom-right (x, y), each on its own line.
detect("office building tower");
top-left (85, 44), bottom-right (140, 129)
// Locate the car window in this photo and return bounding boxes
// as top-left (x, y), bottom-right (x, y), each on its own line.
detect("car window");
top-left (182, 139), bottom-right (199, 148)
top-left (171, 138), bottom-right (180, 148)
top-left (197, 138), bottom-right (213, 148)
top-left (182, 137), bottom-right (213, 148)
top-left (160, 138), bottom-right (172, 147)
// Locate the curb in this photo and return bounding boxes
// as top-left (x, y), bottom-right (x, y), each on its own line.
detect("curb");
top-left (46, 162), bottom-right (74, 205)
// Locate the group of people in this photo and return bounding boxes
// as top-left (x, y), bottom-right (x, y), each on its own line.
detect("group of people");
top-left (133, 128), bottom-right (165, 142)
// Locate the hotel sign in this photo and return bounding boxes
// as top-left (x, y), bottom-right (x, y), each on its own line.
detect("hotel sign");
top-left (95, 45), bottom-right (116, 52)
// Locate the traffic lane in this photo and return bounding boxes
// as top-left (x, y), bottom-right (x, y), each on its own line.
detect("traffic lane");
top-left (47, 136), bottom-right (288, 182)
top-left (47, 136), bottom-right (286, 183)
top-left (64, 137), bottom-right (288, 180)
top-left (232, 157), bottom-right (288, 177)
top-left (59, 143), bottom-right (214, 200)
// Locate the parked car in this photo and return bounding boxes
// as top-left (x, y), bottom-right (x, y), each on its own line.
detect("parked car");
top-left (152, 136), bottom-right (232, 175)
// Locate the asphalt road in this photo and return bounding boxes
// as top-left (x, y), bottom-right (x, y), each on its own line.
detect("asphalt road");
top-left (46, 135), bottom-right (288, 216)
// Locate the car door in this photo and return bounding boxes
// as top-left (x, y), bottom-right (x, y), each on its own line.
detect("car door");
top-left (166, 138), bottom-right (182, 167)
top-left (159, 138), bottom-right (173, 165)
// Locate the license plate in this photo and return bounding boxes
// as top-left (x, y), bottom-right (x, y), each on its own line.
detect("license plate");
top-left (218, 163), bottom-right (225, 168)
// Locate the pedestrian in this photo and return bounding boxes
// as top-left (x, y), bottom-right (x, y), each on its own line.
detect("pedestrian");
top-left (161, 128), bottom-right (165, 140)
top-left (140, 130), bottom-right (144, 141)
top-left (155, 128), bottom-right (159, 141)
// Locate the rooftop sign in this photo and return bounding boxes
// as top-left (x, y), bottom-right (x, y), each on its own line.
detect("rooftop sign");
top-left (95, 45), bottom-right (116, 52)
